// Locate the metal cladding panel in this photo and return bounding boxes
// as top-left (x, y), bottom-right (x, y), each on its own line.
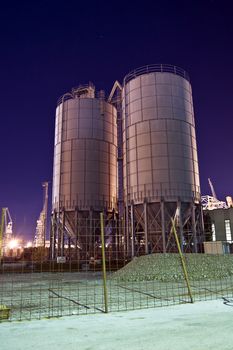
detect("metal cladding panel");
top-left (52, 97), bottom-right (117, 211)
top-left (123, 71), bottom-right (200, 204)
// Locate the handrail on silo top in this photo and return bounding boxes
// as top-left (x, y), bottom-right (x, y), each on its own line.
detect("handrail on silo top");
top-left (57, 83), bottom-right (95, 106)
top-left (57, 92), bottom-right (73, 106)
top-left (123, 64), bottom-right (190, 85)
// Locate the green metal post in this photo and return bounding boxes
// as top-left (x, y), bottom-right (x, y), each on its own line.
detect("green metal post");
top-left (100, 212), bottom-right (108, 313)
top-left (171, 218), bottom-right (194, 303)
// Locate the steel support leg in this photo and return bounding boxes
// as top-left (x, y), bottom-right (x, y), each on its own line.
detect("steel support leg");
top-left (144, 200), bottom-right (148, 254)
top-left (177, 201), bottom-right (183, 253)
top-left (192, 203), bottom-right (197, 253)
top-left (57, 212), bottom-right (61, 257)
top-left (61, 210), bottom-right (65, 257)
top-left (50, 214), bottom-right (55, 260)
top-left (130, 202), bottom-right (135, 257)
top-left (75, 208), bottom-right (78, 261)
top-left (125, 205), bottom-right (130, 257)
top-left (89, 209), bottom-right (93, 258)
top-left (54, 212), bottom-right (57, 259)
top-left (161, 200), bottom-right (166, 253)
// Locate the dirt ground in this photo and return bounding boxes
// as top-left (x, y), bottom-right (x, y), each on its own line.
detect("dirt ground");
top-left (1, 299), bottom-right (233, 350)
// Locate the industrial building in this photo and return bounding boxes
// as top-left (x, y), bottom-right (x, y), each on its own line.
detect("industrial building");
top-left (50, 64), bottom-right (204, 260)
top-left (201, 178), bottom-right (233, 253)
top-left (207, 208), bottom-right (233, 242)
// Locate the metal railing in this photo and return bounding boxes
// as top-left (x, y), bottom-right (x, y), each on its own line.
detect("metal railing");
top-left (57, 83), bottom-right (96, 106)
top-left (57, 92), bottom-right (73, 106)
top-left (124, 64), bottom-right (190, 85)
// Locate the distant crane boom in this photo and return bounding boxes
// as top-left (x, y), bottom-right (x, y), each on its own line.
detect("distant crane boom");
top-left (208, 178), bottom-right (217, 199)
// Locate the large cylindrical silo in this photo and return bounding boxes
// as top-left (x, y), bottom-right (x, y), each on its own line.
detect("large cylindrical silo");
top-left (51, 83), bottom-right (117, 259)
top-left (122, 65), bottom-right (203, 254)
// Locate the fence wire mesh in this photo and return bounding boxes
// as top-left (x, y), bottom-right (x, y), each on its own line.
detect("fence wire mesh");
top-left (1, 217), bottom-right (233, 322)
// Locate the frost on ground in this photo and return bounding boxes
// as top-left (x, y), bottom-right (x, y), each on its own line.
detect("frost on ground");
top-left (112, 254), bottom-right (233, 282)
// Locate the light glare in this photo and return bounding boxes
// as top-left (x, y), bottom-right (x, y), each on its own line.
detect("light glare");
top-left (8, 239), bottom-right (18, 249)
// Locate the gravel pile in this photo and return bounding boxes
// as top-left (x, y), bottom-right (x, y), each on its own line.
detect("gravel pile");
top-left (112, 254), bottom-right (233, 282)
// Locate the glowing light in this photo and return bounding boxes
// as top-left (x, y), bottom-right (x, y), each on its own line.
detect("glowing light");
top-left (26, 241), bottom-right (32, 248)
top-left (8, 239), bottom-right (18, 249)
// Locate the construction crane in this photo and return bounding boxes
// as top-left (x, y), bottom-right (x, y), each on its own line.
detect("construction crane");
top-left (34, 182), bottom-right (49, 247)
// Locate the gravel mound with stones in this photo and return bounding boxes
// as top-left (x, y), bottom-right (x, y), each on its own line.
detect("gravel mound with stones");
top-left (112, 254), bottom-right (233, 282)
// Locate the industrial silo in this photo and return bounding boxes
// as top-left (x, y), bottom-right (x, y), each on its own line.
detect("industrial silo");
top-left (122, 65), bottom-right (203, 255)
top-left (51, 83), bottom-right (117, 259)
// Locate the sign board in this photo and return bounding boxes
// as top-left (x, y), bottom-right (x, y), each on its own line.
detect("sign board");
top-left (57, 256), bottom-right (66, 263)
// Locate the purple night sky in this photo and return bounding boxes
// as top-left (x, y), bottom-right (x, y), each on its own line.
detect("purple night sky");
top-left (0, 0), bottom-right (232, 239)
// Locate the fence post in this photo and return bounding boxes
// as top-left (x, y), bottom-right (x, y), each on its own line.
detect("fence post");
top-left (100, 212), bottom-right (108, 313)
top-left (171, 218), bottom-right (194, 303)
